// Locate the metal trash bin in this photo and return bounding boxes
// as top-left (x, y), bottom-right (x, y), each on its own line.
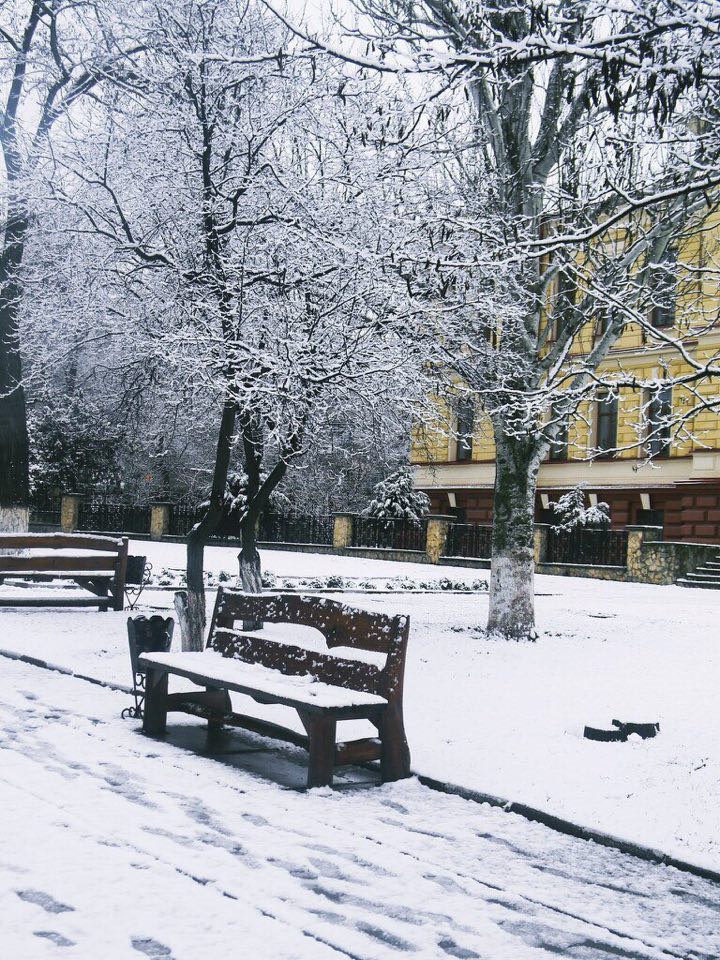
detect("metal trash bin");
top-left (122, 615), bottom-right (174, 719)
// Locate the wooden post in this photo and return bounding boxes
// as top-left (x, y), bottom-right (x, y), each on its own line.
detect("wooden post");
top-left (425, 514), bottom-right (454, 563)
top-left (150, 502), bottom-right (171, 541)
top-left (60, 493), bottom-right (83, 533)
top-left (533, 523), bottom-right (550, 564)
top-left (332, 513), bottom-right (354, 549)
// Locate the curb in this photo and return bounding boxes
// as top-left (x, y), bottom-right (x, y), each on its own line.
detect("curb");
top-left (0, 648), bottom-right (133, 695)
top-left (417, 774), bottom-right (720, 886)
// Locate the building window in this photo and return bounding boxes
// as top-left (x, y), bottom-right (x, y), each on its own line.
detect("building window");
top-left (646, 386), bottom-right (672, 458)
top-left (649, 246), bottom-right (677, 329)
top-left (551, 267), bottom-right (577, 341)
top-left (455, 397), bottom-right (475, 462)
top-left (596, 394), bottom-right (618, 455)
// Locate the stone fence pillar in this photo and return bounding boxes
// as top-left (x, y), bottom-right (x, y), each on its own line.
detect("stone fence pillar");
top-left (150, 502), bottom-right (171, 540)
top-left (60, 493), bottom-right (83, 533)
top-left (626, 525), bottom-right (665, 582)
top-left (333, 513), bottom-right (355, 549)
top-left (533, 523), bottom-right (550, 564)
top-left (425, 514), bottom-right (454, 563)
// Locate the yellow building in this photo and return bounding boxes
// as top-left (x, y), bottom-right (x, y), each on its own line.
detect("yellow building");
top-left (411, 216), bottom-right (720, 543)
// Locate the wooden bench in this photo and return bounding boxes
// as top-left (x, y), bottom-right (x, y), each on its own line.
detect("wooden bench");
top-left (0, 533), bottom-right (128, 611)
top-left (140, 588), bottom-right (412, 788)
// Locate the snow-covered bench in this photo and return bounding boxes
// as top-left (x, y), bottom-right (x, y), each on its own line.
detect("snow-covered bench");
top-left (0, 532), bottom-right (128, 611)
top-left (140, 588), bottom-right (412, 788)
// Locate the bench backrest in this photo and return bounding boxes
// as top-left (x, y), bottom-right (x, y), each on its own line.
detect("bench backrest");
top-left (207, 588), bottom-right (410, 702)
top-left (0, 532), bottom-right (127, 575)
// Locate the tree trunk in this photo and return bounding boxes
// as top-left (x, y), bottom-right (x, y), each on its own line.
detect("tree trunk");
top-left (487, 429), bottom-right (542, 640)
top-left (181, 398), bottom-right (237, 651)
top-left (239, 514), bottom-right (262, 594)
top-left (0, 210), bottom-right (30, 518)
top-left (180, 534), bottom-right (208, 651)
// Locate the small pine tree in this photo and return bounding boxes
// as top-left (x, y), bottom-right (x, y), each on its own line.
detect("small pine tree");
top-left (364, 467), bottom-right (430, 522)
top-left (550, 485), bottom-right (610, 532)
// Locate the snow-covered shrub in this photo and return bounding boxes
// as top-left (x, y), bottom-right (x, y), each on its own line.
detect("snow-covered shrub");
top-left (550, 486), bottom-right (610, 532)
top-left (363, 467), bottom-right (430, 521)
top-left (261, 570), bottom-right (278, 589)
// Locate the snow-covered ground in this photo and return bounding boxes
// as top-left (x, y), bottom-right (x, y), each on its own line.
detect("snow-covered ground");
top-left (2, 540), bottom-right (720, 873)
top-left (3, 655), bottom-right (719, 960)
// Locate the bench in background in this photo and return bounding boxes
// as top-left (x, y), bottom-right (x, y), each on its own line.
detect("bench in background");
top-left (140, 588), bottom-right (412, 788)
top-left (0, 533), bottom-right (128, 610)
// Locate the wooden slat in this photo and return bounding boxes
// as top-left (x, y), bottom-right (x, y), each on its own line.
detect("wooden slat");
top-left (169, 701), bottom-right (311, 750)
top-left (0, 533), bottom-right (123, 551)
top-left (335, 738), bottom-right (382, 765)
top-left (211, 629), bottom-right (385, 695)
top-left (0, 596), bottom-right (108, 607)
top-left (0, 555), bottom-right (117, 573)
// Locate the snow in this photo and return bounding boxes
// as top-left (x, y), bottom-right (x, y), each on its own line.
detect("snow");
top-left (2, 655), bottom-right (720, 960)
top-left (2, 541), bottom-right (720, 875)
top-left (140, 650), bottom-right (388, 708)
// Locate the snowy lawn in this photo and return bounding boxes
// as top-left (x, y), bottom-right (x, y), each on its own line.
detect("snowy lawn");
top-left (2, 655), bottom-right (720, 960)
top-left (2, 540), bottom-right (720, 872)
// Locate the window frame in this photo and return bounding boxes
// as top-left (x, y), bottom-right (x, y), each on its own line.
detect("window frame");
top-left (595, 393), bottom-right (619, 457)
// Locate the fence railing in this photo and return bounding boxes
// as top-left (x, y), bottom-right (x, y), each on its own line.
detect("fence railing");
top-left (546, 527), bottom-right (629, 566)
top-left (445, 522), bottom-right (493, 559)
top-left (351, 516), bottom-right (427, 552)
top-left (169, 503), bottom-right (205, 538)
top-left (78, 499), bottom-right (151, 535)
top-left (259, 513), bottom-right (334, 545)
top-left (29, 494), bottom-right (62, 528)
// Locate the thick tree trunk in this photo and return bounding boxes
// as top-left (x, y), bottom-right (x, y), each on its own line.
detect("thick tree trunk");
top-left (180, 535), bottom-right (208, 651)
top-left (487, 430), bottom-right (542, 640)
top-left (0, 211), bottom-right (30, 517)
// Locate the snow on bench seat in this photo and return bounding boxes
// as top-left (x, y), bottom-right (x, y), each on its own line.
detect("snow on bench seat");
top-left (140, 650), bottom-right (389, 710)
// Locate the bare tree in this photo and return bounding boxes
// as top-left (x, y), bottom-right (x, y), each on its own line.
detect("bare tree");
top-left (0, 0), bottom-right (144, 528)
top-left (47, 0), bottom-right (424, 647)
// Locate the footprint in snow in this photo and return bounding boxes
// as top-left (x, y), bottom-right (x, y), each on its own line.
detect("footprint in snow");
top-left (17, 889), bottom-right (75, 914)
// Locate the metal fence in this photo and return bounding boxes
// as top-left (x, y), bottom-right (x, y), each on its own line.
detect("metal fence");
top-left (546, 527), bottom-right (629, 567)
top-left (78, 499), bottom-right (151, 535)
top-left (445, 523), bottom-right (493, 559)
top-left (29, 494), bottom-right (62, 528)
top-left (351, 516), bottom-right (427, 552)
top-left (169, 503), bottom-right (204, 537)
top-left (259, 513), bottom-right (334, 545)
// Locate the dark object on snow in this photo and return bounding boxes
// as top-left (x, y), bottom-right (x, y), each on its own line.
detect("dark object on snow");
top-left (122, 615), bottom-right (174, 719)
top-left (124, 555), bottom-right (152, 610)
top-left (584, 720), bottom-right (660, 742)
top-left (584, 725), bottom-right (627, 742)
top-left (139, 588), bottom-right (412, 790)
top-left (612, 719), bottom-right (660, 739)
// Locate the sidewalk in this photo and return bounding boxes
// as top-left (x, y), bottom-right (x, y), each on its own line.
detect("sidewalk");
top-left (2, 656), bottom-right (718, 960)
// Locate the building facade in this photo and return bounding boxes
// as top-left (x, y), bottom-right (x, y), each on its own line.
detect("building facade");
top-left (411, 219), bottom-right (720, 543)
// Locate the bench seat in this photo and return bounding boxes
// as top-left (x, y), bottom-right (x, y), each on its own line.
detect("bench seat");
top-left (140, 650), bottom-right (388, 713)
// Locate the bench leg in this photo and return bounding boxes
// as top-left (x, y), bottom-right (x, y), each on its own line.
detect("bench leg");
top-left (143, 669), bottom-right (168, 736)
top-left (379, 704), bottom-right (411, 782)
top-left (300, 713), bottom-right (337, 789)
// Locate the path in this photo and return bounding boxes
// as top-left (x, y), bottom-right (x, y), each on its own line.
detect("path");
top-left (1, 658), bottom-right (718, 960)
